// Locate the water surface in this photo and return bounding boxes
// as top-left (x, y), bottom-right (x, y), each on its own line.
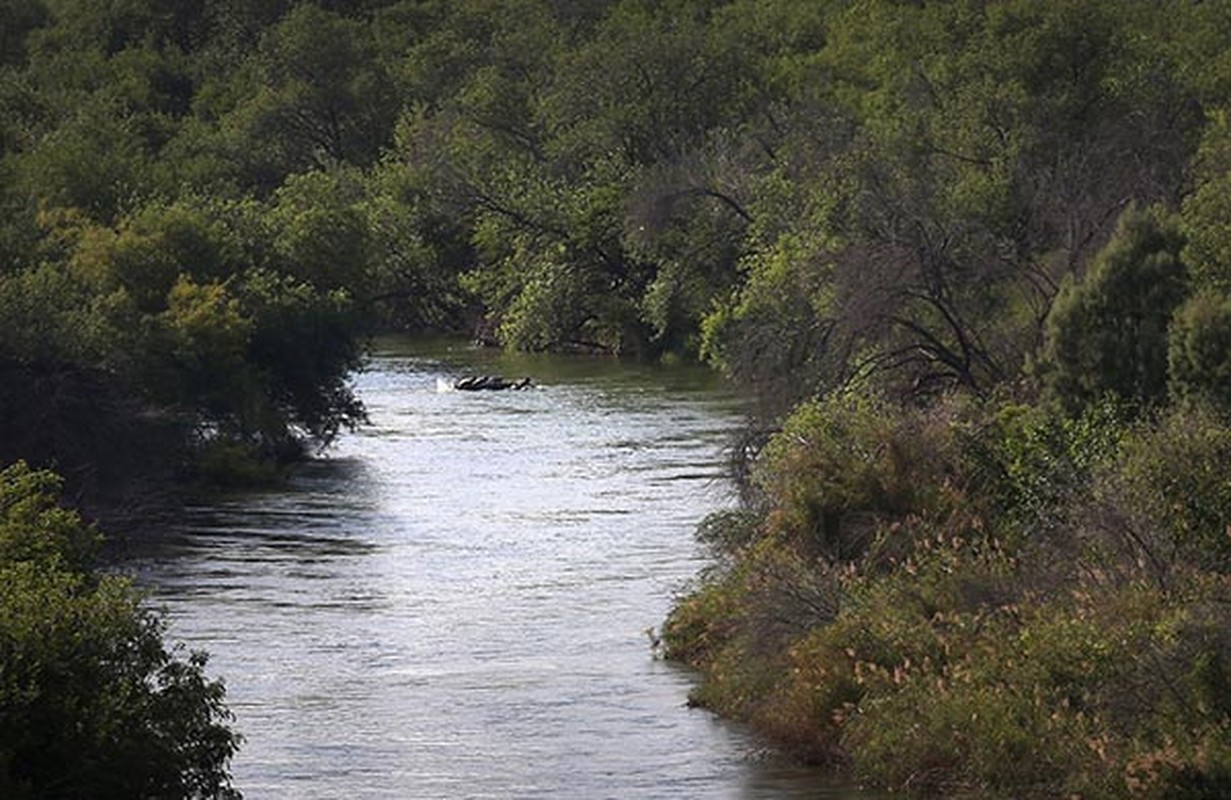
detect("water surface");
top-left (134, 339), bottom-right (869, 798)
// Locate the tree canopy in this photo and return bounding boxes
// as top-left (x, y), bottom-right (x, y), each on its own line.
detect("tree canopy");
top-left (4, 2), bottom-right (1231, 794)
top-left (4, 0), bottom-right (1228, 421)
top-left (0, 461), bottom-right (240, 798)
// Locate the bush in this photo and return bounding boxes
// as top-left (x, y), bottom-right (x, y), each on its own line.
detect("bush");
top-left (838, 560), bottom-right (1230, 799)
top-left (665, 388), bottom-right (1231, 798)
top-left (755, 393), bottom-right (965, 563)
top-left (0, 462), bottom-right (241, 799)
top-left (0, 459), bottom-right (100, 568)
top-left (1035, 205), bottom-right (1188, 414)
top-left (1083, 406), bottom-right (1231, 580)
top-left (960, 398), bottom-right (1128, 544)
top-left (1168, 290), bottom-right (1231, 413)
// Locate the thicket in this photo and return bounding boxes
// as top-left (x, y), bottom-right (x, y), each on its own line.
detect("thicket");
top-left (2, 0), bottom-right (1222, 479)
top-left (3, 1), bottom-right (1231, 796)
top-left (0, 461), bottom-right (240, 798)
top-left (666, 389), bottom-right (1231, 797)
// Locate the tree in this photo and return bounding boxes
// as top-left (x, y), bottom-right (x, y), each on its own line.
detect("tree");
top-left (267, 168), bottom-right (373, 294)
top-left (697, 0), bottom-right (1204, 409)
top-left (207, 3), bottom-right (399, 192)
top-left (0, 0), bottom-right (48, 67)
top-left (420, 0), bottom-right (768, 355)
top-left (1182, 109), bottom-right (1231, 293)
top-left (361, 155), bottom-right (478, 331)
top-left (1168, 290), bottom-right (1231, 414)
top-left (1035, 205), bottom-right (1189, 413)
top-left (0, 193), bottom-right (367, 480)
top-left (0, 461), bottom-right (241, 799)
top-left (238, 269), bottom-right (366, 452)
top-left (12, 94), bottom-right (154, 223)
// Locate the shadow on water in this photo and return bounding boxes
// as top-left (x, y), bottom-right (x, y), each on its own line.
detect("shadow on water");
top-left (121, 456), bottom-right (381, 564)
top-left (129, 336), bottom-right (883, 799)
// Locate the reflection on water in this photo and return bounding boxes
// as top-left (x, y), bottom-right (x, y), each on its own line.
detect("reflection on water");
top-left (131, 338), bottom-right (876, 799)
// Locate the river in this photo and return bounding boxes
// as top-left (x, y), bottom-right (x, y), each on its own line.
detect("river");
top-left (131, 338), bottom-right (871, 799)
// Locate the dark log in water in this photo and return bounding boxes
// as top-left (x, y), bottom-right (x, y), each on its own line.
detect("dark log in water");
top-left (453, 374), bottom-right (533, 391)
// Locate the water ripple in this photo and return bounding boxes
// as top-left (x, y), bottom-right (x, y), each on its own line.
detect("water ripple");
top-left (134, 339), bottom-right (876, 800)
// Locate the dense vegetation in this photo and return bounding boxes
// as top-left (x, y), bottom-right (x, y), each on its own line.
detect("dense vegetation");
top-left (0, 462), bottom-right (239, 797)
top-left (2, 0), bottom-right (1230, 796)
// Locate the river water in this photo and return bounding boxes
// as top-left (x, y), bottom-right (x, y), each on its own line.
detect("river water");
top-left (132, 338), bottom-right (868, 799)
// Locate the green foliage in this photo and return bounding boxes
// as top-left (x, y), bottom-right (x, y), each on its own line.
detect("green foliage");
top-left (1168, 290), bottom-right (1231, 412)
top-left (0, 461), bottom-right (240, 798)
top-left (840, 577), bottom-right (1229, 800)
top-left (148, 275), bottom-right (255, 422)
top-left (0, 191), bottom-right (367, 488)
top-left (667, 390), bottom-right (1231, 797)
top-left (663, 570), bottom-right (746, 671)
top-left (663, 534), bottom-right (850, 760)
top-left (1088, 406), bottom-right (1231, 578)
top-left (542, 0), bottom-right (755, 166)
top-left (267, 168), bottom-right (373, 293)
top-left (239, 268), bottom-right (366, 448)
top-left (0, 462), bottom-right (99, 569)
top-left (1036, 205), bottom-right (1189, 414)
top-left (13, 96), bottom-right (153, 222)
top-left (964, 398), bottom-right (1128, 540)
top-left (0, 220), bottom-right (143, 367)
top-left (361, 157), bottom-right (477, 330)
top-left (1181, 109), bottom-right (1231, 292)
top-left (698, 224), bottom-right (839, 414)
top-left (0, 1), bottom-right (47, 67)
top-left (205, 3), bottom-right (399, 189)
top-left (756, 393), bottom-right (964, 563)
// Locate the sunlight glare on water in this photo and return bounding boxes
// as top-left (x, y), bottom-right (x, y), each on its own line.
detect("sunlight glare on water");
top-left (133, 339), bottom-right (876, 799)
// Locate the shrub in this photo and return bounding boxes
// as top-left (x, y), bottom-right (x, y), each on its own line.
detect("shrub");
top-left (666, 388), bottom-right (1231, 798)
top-left (1168, 290), bottom-right (1231, 413)
top-left (755, 393), bottom-right (964, 563)
top-left (959, 397), bottom-right (1128, 544)
top-left (1083, 406), bottom-right (1231, 581)
top-left (1035, 205), bottom-right (1188, 414)
top-left (0, 460), bottom-right (100, 568)
top-left (662, 531), bottom-right (850, 748)
top-left (843, 574), bottom-right (1230, 799)
top-left (0, 462), bottom-right (241, 799)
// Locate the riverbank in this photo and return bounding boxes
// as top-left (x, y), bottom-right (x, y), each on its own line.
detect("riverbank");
top-left (663, 393), bottom-right (1231, 798)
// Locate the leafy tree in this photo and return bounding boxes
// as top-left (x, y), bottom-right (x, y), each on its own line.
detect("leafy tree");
top-left (1168, 290), bottom-right (1231, 414)
top-left (29, 0), bottom-right (209, 56)
top-left (1090, 405), bottom-right (1231, 578)
top-left (207, 3), bottom-right (399, 191)
top-left (704, 0), bottom-right (1202, 407)
top-left (0, 461), bottom-right (241, 799)
top-left (0, 190), bottom-right (367, 480)
top-left (361, 155), bottom-right (478, 331)
top-left (387, 1), bottom-right (615, 350)
top-left (1035, 205), bottom-right (1189, 413)
top-left (541, 0), bottom-right (753, 167)
top-left (0, 0), bottom-right (48, 67)
top-left (0, 460), bottom-right (99, 569)
top-left (266, 168), bottom-right (373, 294)
top-left (1182, 109), bottom-right (1231, 293)
top-left (0, 252), bottom-right (137, 368)
top-left (238, 269), bottom-right (366, 452)
top-left (425, 0), bottom-right (769, 355)
top-left (12, 94), bottom-right (154, 223)
top-left (148, 275), bottom-right (256, 425)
